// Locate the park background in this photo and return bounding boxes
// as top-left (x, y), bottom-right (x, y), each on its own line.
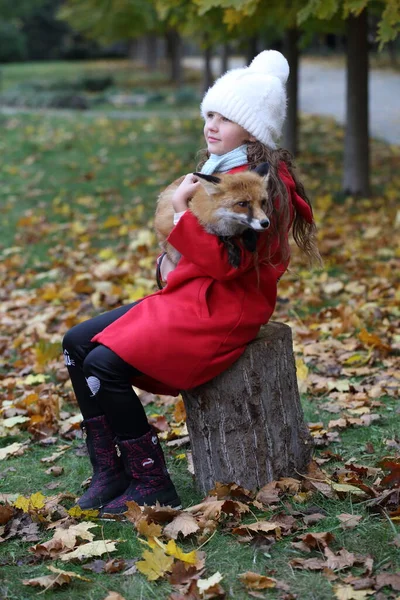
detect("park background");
top-left (0, 1), bottom-right (399, 599)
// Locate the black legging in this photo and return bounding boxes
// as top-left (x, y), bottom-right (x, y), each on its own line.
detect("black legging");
top-left (62, 302), bottom-right (150, 439)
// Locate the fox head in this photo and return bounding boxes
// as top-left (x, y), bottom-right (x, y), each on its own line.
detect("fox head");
top-left (190, 163), bottom-right (270, 237)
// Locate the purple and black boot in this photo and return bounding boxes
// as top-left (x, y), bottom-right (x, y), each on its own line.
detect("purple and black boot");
top-left (100, 428), bottom-right (181, 515)
top-left (77, 415), bottom-right (130, 510)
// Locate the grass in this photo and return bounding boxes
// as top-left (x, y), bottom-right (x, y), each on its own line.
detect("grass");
top-left (0, 61), bottom-right (399, 599)
top-left (0, 59), bottom-right (202, 113)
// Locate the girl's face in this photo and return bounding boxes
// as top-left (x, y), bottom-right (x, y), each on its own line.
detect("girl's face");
top-left (203, 111), bottom-right (255, 155)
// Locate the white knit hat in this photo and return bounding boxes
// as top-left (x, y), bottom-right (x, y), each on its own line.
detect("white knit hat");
top-left (200, 50), bottom-right (289, 148)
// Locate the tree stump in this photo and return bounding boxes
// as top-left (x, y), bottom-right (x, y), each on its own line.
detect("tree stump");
top-left (181, 322), bottom-right (313, 495)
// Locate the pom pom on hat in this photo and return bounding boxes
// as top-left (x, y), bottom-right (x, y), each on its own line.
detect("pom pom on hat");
top-left (201, 50), bottom-right (289, 148)
top-left (249, 50), bottom-right (289, 84)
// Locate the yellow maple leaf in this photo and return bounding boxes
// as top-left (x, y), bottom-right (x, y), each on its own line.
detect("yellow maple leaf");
top-left (14, 492), bottom-right (46, 512)
top-left (165, 540), bottom-right (198, 564)
top-left (103, 215), bottom-right (122, 229)
top-left (68, 506), bottom-right (99, 519)
top-left (136, 546), bottom-right (174, 581)
top-left (333, 584), bottom-right (374, 599)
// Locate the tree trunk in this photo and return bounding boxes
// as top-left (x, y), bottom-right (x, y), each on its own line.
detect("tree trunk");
top-left (220, 42), bottom-right (229, 74)
top-left (343, 10), bottom-right (370, 195)
top-left (182, 323), bottom-right (313, 495)
top-left (128, 38), bottom-right (139, 61)
top-left (246, 35), bottom-right (259, 65)
top-left (203, 44), bottom-right (213, 92)
top-left (387, 40), bottom-right (397, 68)
top-left (282, 27), bottom-right (299, 156)
top-left (165, 29), bottom-right (182, 86)
top-left (145, 33), bottom-right (158, 71)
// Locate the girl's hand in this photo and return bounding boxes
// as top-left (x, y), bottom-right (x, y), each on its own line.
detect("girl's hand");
top-left (172, 174), bottom-right (201, 212)
top-left (160, 254), bottom-right (176, 282)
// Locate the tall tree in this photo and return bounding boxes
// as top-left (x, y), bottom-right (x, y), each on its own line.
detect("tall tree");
top-left (298, 0), bottom-right (400, 195)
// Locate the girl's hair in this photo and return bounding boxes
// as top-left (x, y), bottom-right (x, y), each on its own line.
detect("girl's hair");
top-left (197, 142), bottom-right (322, 267)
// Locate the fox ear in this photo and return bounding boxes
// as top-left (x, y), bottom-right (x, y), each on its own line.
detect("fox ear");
top-left (253, 162), bottom-right (270, 177)
top-left (193, 172), bottom-right (221, 195)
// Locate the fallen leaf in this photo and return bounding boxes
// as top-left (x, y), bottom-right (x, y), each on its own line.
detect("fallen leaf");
top-left (14, 492), bottom-right (46, 512)
top-left (165, 540), bottom-right (198, 565)
top-left (337, 513), bottom-right (362, 529)
top-left (136, 519), bottom-right (163, 538)
top-left (232, 521), bottom-right (281, 539)
top-left (60, 540), bottom-right (118, 561)
top-left (255, 481), bottom-right (280, 505)
top-left (324, 547), bottom-right (355, 570)
top-left (375, 572), bottom-right (400, 591)
top-left (23, 565), bottom-right (90, 589)
top-left (102, 593), bottom-right (127, 600)
top-left (136, 545), bottom-right (174, 581)
top-left (333, 584), bottom-right (374, 599)
top-left (164, 512), bottom-right (200, 539)
top-left (0, 504), bottom-right (14, 525)
top-left (239, 571), bottom-right (276, 590)
top-left (0, 442), bottom-right (26, 460)
top-left (198, 571), bottom-right (223, 593)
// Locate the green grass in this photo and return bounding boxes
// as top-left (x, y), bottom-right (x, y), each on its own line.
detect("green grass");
top-left (0, 64), bottom-right (399, 598)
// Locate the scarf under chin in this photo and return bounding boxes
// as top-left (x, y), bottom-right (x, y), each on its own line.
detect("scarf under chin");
top-left (200, 144), bottom-right (248, 175)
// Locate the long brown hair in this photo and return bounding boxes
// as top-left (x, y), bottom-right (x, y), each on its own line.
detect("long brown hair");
top-left (197, 142), bottom-right (322, 267)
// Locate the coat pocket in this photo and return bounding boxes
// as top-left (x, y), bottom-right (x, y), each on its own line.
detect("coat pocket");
top-left (197, 279), bottom-right (213, 319)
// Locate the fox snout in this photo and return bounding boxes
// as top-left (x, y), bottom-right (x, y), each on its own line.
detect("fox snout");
top-left (252, 217), bottom-right (270, 230)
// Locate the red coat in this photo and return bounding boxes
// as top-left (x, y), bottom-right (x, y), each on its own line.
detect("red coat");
top-left (92, 164), bottom-right (312, 396)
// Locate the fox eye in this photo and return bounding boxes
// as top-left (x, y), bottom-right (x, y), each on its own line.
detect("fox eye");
top-left (237, 201), bottom-right (250, 208)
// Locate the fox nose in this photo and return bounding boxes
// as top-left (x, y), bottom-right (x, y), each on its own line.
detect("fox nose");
top-left (260, 219), bottom-right (270, 229)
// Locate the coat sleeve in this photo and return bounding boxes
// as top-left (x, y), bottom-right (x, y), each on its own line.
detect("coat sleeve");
top-left (167, 210), bottom-right (261, 281)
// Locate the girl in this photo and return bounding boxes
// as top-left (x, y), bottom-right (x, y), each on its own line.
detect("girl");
top-left (62, 50), bottom-right (320, 515)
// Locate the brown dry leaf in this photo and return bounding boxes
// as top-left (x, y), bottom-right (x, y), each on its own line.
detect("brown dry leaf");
top-left (169, 561), bottom-right (202, 585)
top-left (276, 477), bottom-right (301, 493)
top-left (290, 557), bottom-right (327, 570)
top-left (124, 500), bottom-right (142, 524)
top-left (60, 540), bottom-right (118, 561)
top-left (173, 398), bottom-right (186, 423)
top-left (164, 512), bottom-right (200, 539)
top-left (102, 593), bottom-right (127, 600)
top-left (303, 513), bottom-right (326, 526)
top-left (142, 503), bottom-right (181, 524)
top-left (232, 520), bottom-right (281, 538)
top-left (333, 584), bottom-right (374, 599)
top-left (45, 466), bottom-right (64, 477)
top-left (0, 504), bottom-right (14, 525)
top-left (136, 518), bottom-right (163, 538)
top-left (324, 547), bottom-right (356, 570)
top-left (375, 572), bottom-right (400, 591)
top-left (298, 531), bottom-right (335, 549)
top-left (380, 458), bottom-right (400, 488)
top-left (23, 565), bottom-right (90, 589)
top-left (337, 513), bottom-right (362, 529)
top-left (53, 522), bottom-right (97, 548)
top-left (185, 499), bottom-right (225, 521)
top-left (255, 481), bottom-right (280, 505)
top-left (239, 571), bottom-right (276, 590)
top-left (104, 559), bottom-right (128, 574)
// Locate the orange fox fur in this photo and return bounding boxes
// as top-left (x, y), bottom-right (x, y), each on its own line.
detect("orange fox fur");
top-left (155, 169), bottom-right (270, 265)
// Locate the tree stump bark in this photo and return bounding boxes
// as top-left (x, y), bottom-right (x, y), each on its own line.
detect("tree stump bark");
top-left (181, 322), bottom-right (313, 495)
